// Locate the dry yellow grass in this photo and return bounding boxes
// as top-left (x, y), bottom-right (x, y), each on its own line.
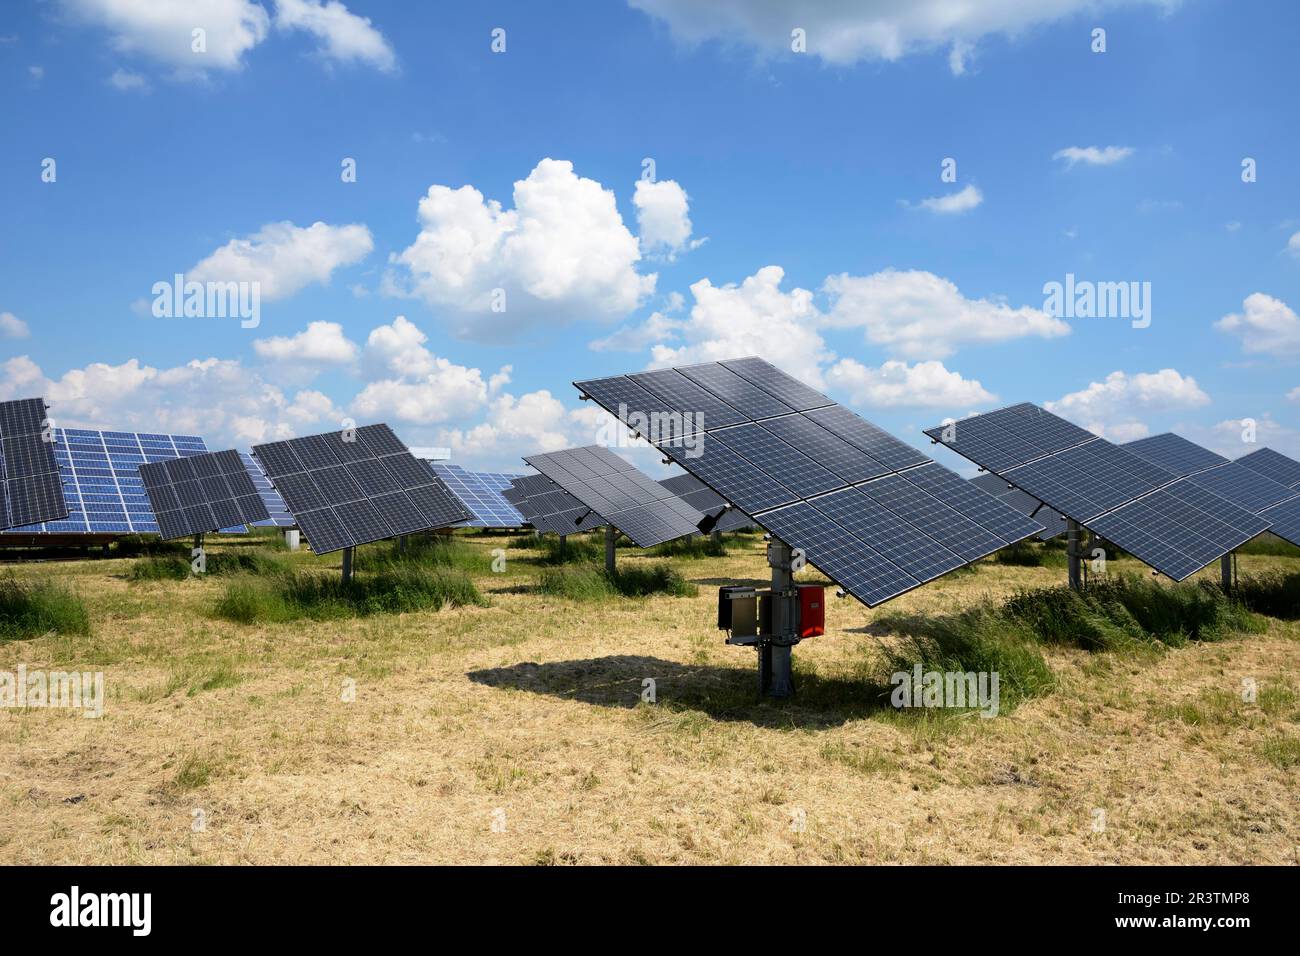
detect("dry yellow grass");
top-left (1, 532), bottom-right (1297, 865)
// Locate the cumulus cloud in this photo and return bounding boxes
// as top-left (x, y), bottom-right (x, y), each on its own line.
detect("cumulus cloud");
top-left (825, 358), bottom-right (995, 408)
top-left (1288, 386), bottom-right (1300, 401)
top-left (252, 320), bottom-right (359, 376)
top-left (63, 0), bottom-right (271, 76)
top-left (274, 0), bottom-right (396, 71)
top-left (1046, 368), bottom-right (1210, 439)
top-left (822, 268), bottom-right (1069, 360)
top-left (438, 389), bottom-right (587, 461)
top-left (387, 158), bottom-right (656, 339)
top-left (1052, 145), bottom-right (1135, 168)
top-left (0, 353), bottom-right (339, 447)
top-left (0, 312), bottom-right (30, 339)
top-left (1286, 231), bottom-right (1300, 259)
top-left (633, 179), bottom-right (701, 257)
top-left (645, 266), bottom-right (829, 385)
top-left (1215, 292), bottom-right (1300, 354)
top-left (627, 0), bottom-right (1172, 74)
top-left (189, 220), bottom-right (373, 301)
top-left (914, 184), bottom-right (983, 214)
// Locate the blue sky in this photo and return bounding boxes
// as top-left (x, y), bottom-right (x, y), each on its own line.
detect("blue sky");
top-left (2, 0), bottom-right (1298, 473)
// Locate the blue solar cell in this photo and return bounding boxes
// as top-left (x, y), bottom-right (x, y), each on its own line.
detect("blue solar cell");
top-left (429, 463), bottom-right (527, 528)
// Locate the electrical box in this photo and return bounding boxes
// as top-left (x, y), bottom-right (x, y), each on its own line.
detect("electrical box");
top-left (717, 586), bottom-right (759, 644)
top-left (797, 584), bottom-right (825, 639)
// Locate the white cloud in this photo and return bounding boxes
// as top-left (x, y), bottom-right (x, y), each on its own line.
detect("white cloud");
top-left (274, 0), bottom-right (396, 72)
top-left (107, 68), bottom-right (149, 90)
top-left (439, 390), bottom-right (585, 461)
top-left (915, 184), bottom-right (983, 214)
top-left (633, 179), bottom-right (700, 256)
top-left (1052, 145), bottom-right (1135, 168)
top-left (627, 0), bottom-right (1173, 74)
top-left (387, 158), bottom-right (655, 339)
top-left (0, 312), bottom-right (31, 339)
top-left (0, 353), bottom-right (338, 447)
top-left (822, 268), bottom-right (1069, 360)
top-left (1286, 386), bottom-right (1299, 401)
top-left (28, 65), bottom-right (44, 81)
top-left (825, 358), bottom-right (995, 408)
top-left (646, 266), bottom-right (829, 385)
top-left (1215, 292), bottom-right (1300, 354)
top-left (63, 0), bottom-right (271, 76)
top-left (1184, 415), bottom-right (1300, 463)
top-left (1286, 230), bottom-right (1300, 259)
top-left (252, 320), bottom-right (359, 369)
top-left (589, 310), bottom-right (685, 352)
top-left (1046, 368), bottom-right (1210, 439)
top-left (189, 220), bottom-right (373, 300)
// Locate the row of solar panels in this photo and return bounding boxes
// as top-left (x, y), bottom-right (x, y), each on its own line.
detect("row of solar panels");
top-left (7, 360), bottom-right (1299, 608)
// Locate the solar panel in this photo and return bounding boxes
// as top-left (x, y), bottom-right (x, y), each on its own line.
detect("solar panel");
top-left (252, 425), bottom-right (472, 554)
top-left (0, 426), bottom-right (254, 535)
top-left (576, 357), bottom-right (1044, 606)
top-left (523, 445), bottom-right (704, 548)
top-left (140, 449), bottom-right (271, 539)
top-left (1260, 497), bottom-right (1300, 547)
top-left (429, 463), bottom-right (526, 528)
top-left (658, 473), bottom-right (755, 532)
top-left (1236, 447), bottom-right (1300, 490)
top-left (928, 404), bottom-right (1270, 580)
top-left (0, 397), bottom-right (68, 531)
top-left (505, 474), bottom-right (603, 535)
top-left (1122, 433), bottom-right (1229, 477)
top-left (1119, 434), bottom-right (1300, 547)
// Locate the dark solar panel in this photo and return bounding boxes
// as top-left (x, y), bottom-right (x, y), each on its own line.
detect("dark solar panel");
top-left (505, 474), bottom-right (603, 535)
top-left (574, 358), bottom-right (1044, 607)
top-left (627, 368), bottom-right (748, 428)
top-left (1236, 447), bottom-right (1300, 490)
top-left (931, 404), bottom-right (1272, 578)
top-left (140, 449), bottom-right (271, 539)
top-left (253, 425), bottom-right (471, 554)
top-left (523, 445), bottom-right (703, 547)
top-left (1123, 432), bottom-right (1229, 477)
top-left (1260, 497), bottom-right (1300, 547)
top-left (658, 473), bottom-right (755, 532)
top-left (0, 397), bottom-right (68, 532)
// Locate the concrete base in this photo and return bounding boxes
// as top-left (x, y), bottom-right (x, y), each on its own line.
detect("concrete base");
top-left (283, 529), bottom-right (300, 551)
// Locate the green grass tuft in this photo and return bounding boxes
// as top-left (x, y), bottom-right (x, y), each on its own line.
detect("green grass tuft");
top-left (214, 564), bottom-right (487, 623)
top-left (1233, 571), bottom-right (1300, 619)
top-left (649, 535), bottom-right (727, 559)
top-left (128, 550), bottom-right (292, 582)
top-left (0, 575), bottom-right (91, 640)
top-left (352, 534), bottom-right (486, 574)
top-left (536, 561), bottom-right (697, 600)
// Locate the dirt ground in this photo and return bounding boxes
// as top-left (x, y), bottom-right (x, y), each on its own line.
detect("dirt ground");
top-left (1, 533), bottom-right (1296, 865)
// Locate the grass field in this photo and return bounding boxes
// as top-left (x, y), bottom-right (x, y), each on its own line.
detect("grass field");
top-left (1, 529), bottom-right (1297, 865)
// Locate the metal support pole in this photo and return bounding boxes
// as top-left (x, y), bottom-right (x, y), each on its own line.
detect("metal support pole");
top-left (341, 546), bottom-right (354, 585)
top-left (1221, 553), bottom-right (1233, 591)
top-left (1067, 519), bottom-right (1082, 592)
top-left (398, 534), bottom-right (408, 553)
top-left (605, 525), bottom-right (617, 574)
top-left (762, 539), bottom-right (797, 698)
top-left (711, 529), bottom-right (722, 544)
top-left (558, 534), bottom-right (566, 560)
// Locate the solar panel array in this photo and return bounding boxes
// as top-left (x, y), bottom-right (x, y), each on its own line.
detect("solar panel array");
top-left (576, 357), bottom-right (1044, 606)
top-left (429, 463), bottom-right (526, 528)
top-left (1121, 433), bottom-right (1300, 549)
top-left (0, 398), bottom-right (67, 531)
top-left (658, 473), bottom-right (755, 533)
top-left (0, 427), bottom-right (252, 535)
top-left (139, 450), bottom-right (272, 540)
top-left (252, 425), bottom-right (472, 554)
top-left (925, 406), bottom-right (1270, 580)
top-left (969, 473), bottom-right (1066, 540)
top-left (502, 473), bottom-right (603, 535)
top-left (523, 445), bottom-right (705, 548)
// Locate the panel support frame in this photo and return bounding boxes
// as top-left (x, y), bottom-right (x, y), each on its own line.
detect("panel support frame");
top-left (1067, 519), bottom-right (1083, 592)
top-left (341, 545), bottom-right (354, 585)
top-left (605, 525), bottom-right (616, 574)
top-left (759, 539), bottom-right (798, 698)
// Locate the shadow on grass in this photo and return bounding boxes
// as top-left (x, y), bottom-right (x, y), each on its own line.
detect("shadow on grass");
top-left (467, 654), bottom-right (901, 729)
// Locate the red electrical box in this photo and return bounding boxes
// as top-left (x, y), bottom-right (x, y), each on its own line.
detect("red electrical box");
top-left (797, 585), bottom-right (825, 639)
